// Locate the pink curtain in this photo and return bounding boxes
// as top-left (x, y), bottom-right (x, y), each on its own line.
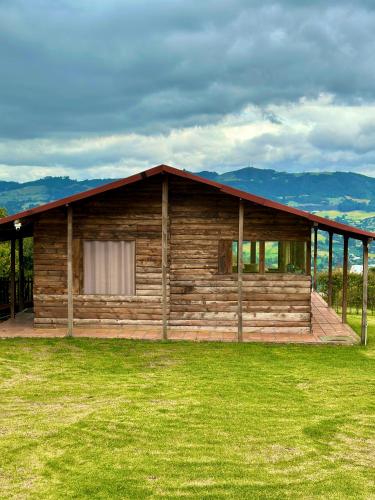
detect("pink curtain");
top-left (83, 241), bottom-right (135, 295)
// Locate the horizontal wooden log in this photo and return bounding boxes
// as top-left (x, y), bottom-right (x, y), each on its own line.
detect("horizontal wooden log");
top-left (33, 175), bottom-right (312, 335)
top-left (34, 317), bottom-right (163, 325)
top-left (243, 326), bottom-right (310, 334)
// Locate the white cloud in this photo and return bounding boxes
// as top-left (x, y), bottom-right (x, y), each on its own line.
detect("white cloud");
top-left (1, 95), bottom-right (375, 180)
top-left (1, 1), bottom-right (375, 179)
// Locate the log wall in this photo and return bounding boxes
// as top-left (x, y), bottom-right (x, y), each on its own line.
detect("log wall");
top-left (33, 174), bottom-right (312, 336)
top-left (168, 177), bottom-right (311, 335)
top-left (34, 177), bottom-right (164, 331)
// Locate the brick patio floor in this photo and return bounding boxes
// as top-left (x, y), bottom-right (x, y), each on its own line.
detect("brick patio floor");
top-left (310, 291), bottom-right (359, 344)
top-left (0, 292), bottom-right (359, 345)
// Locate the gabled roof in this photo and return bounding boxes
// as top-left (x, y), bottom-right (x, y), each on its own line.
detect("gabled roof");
top-left (0, 164), bottom-right (374, 241)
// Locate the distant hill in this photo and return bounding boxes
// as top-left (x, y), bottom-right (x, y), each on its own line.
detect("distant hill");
top-left (0, 176), bottom-right (115, 215)
top-left (197, 167), bottom-right (375, 213)
top-left (0, 168), bottom-right (374, 234)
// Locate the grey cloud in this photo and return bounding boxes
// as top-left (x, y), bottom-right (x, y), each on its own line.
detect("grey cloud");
top-left (309, 123), bottom-right (375, 154)
top-left (262, 111), bottom-right (283, 125)
top-left (0, 0), bottom-right (375, 140)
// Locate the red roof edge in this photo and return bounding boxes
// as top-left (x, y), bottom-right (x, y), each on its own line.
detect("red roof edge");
top-left (0, 163), bottom-right (374, 241)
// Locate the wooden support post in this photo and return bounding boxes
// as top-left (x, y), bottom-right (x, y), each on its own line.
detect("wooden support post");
top-left (67, 205), bottom-right (73, 337)
top-left (361, 239), bottom-right (369, 346)
top-left (250, 241), bottom-right (257, 264)
top-left (10, 239), bottom-right (16, 319)
top-left (18, 237), bottom-right (25, 312)
top-left (259, 241), bottom-right (265, 274)
top-left (306, 237), bottom-right (312, 334)
top-left (306, 238), bottom-right (311, 277)
top-left (238, 200), bottom-right (244, 342)
top-left (278, 242), bottom-right (284, 273)
top-left (313, 226), bottom-right (318, 291)
top-left (162, 175), bottom-right (168, 340)
top-left (327, 232), bottom-right (333, 308)
top-left (342, 235), bottom-right (348, 323)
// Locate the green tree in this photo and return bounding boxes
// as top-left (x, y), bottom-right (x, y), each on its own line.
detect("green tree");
top-left (0, 208), bottom-right (33, 277)
top-left (318, 270), bottom-right (375, 315)
top-left (0, 208), bottom-right (9, 276)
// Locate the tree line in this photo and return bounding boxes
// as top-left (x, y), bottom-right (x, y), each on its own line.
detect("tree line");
top-left (317, 269), bottom-right (375, 315)
top-left (0, 208), bottom-right (33, 277)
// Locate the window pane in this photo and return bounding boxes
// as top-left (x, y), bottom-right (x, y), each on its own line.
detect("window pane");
top-left (265, 241), bottom-right (306, 274)
top-left (243, 241), bottom-right (259, 273)
top-left (265, 241), bottom-right (279, 272)
top-left (232, 240), bottom-right (259, 273)
top-left (84, 240), bottom-right (135, 294)
top-left (283, 241), bottom-right (306, 274)
top-left (232, 241), bottom-right (238, 273)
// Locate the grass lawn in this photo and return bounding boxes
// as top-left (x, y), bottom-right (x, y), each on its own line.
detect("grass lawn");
top-left (1, 318), bottom-right (375, 499)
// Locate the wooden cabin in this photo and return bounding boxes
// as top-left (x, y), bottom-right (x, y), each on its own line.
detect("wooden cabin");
top-left (0, 165), bottom-right (373, 344)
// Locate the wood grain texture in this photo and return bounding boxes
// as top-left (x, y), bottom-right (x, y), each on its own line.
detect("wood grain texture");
top-left (18, 237), bottom-right (25, 311)
top-left (33, 174), bottom-right (312, 336)
top-left (34, 177), bottom-right (163, 327)
top-left (342, 235), bottom-right (348, 324)
top-left (361, 240), bottom-right (369, 345)
top-left (72, 238), bottom-right (82, 294)
top-left (10, 239), bottom-right (15, 319)
top-left (67, 205), bottom-right (73, 336)
top-left (306, 233), bottom-right (311, 276)
top-left (218, 240), bottom-right (232, 274)
top-left (162, 175), bottom-right (169, 339)
top-left (238, 200), bottom-right (244, 342)
top-left (313, 227), bottom-right (318, 291)
top-left (328, 232), bottom-right (333, 307)
top-left (168, 176), bottom-right (311, 335)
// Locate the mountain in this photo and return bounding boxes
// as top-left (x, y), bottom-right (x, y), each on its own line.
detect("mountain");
top-left (0, 176), bottom-right (116, 215)
top-left (0, 167), bottom-right (373, 268)
top-left (0, 168), bottom-right (374, 234)
top-left (197, 167), bottom-right (375, 213)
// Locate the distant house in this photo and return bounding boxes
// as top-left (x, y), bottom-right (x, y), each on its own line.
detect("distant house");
top-left (350, 265), bottom-right (363, 274)
top-left (0, 165), bottom-right (373, 344)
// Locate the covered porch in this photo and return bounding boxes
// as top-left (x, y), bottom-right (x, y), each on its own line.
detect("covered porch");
top-left (0, 291), bottom-right (359, 344)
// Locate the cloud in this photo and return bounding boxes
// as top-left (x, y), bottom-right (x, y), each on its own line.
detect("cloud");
top-left (1, 95), bottom-right (375, 181)
top-left (1, 0), bottom-right (375, 138)
top-left (0, 0), bottom-right (375, 179)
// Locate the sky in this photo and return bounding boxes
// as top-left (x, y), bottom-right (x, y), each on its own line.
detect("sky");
top-left (1, 0), bottom-right (375, 181)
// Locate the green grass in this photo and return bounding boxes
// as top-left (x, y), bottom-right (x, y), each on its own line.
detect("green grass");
top-left (1, 318), bottom-right (375, 499)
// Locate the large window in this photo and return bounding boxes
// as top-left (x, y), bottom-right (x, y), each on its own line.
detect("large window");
top-left (218, 239), bottom-right (307, 274)
top-left (265, 241), bottom-right (306, 274)
top-left (83, 240), bottom-right (135, 295)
